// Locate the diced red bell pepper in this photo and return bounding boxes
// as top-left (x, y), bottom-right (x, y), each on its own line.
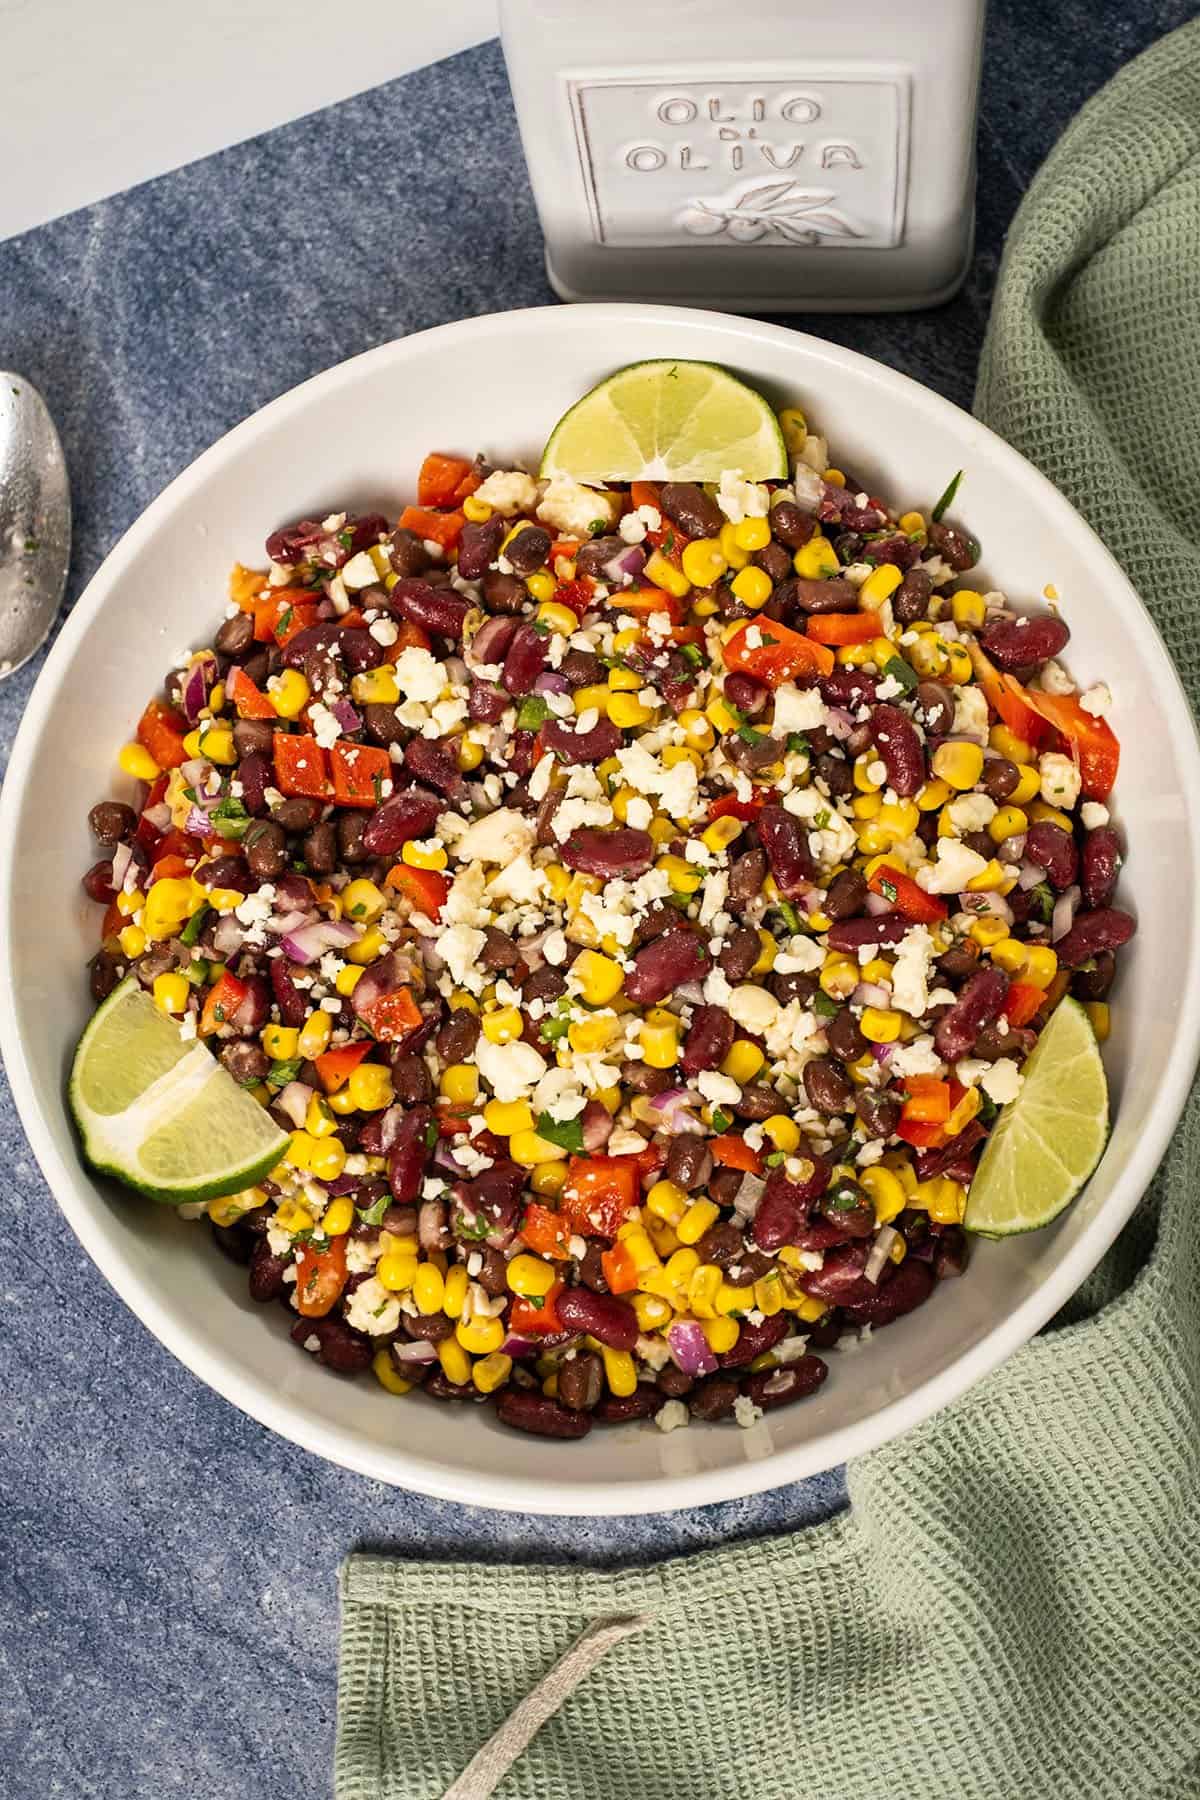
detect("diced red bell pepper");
top-left (273, 733), bottom-right (332, 799)
top-left (551, 576), bottom-right (596, 617)
top-left (137, 699), bottom-right (190, 771)
top-left (359, 985), bottom-right (423, 1044)
top-left (243, 588), bottom-right (318, 646)
top-left (709, 1133), bottom-right (765, 1174)
top-left (635, 1139), bottom-right (669, 1185)
top-left (560, 1155), bottom-right (641, 1239)
top-left (1020, 689), bottom-right (1120, 799)
top-left (313, 1041), bottom-right (373, 1093)
top-left (708, 792), bottom-right (772, 823)
top-left (226, 666), bottom-right (277, 720)
top-left (380, 618), bottom-right (433, 662)
top-left (510, 1281), bottom-right (564, 1335)
top-left (329, 740), bottom-right (391, 809)
top-left (966, 642), bottom-right (1049, 748)
top-left (723, 618), bottom-right (834, 687)
top-left (417, 452), bottom-right (477, 509)
top-left (273, 599), bottom-right (321, 648)
top-left (520, 1202), bottom-right (572, 1261)
top-left (601, 1240), bottom-right (641, 1294)
top-left (294, 1235), bottom-right (348, 1318)
top-left (384, 862), bottom-right (451, 920)
top-left (398, 505), bottom-right (465, 554)
top-left (897, 1117), bottom-right (947, 1150)
top-left (867, 863), bottom-right (948, 924)
top-left (607, 583), bottom-right (684, 624)
top-left (199, 970), bottom-right (249, 1037)
top-left (1004, 981), bottom-right (1045, 1028)
top-left (805, 611), bottom-right (879, 646)
top-left (100, 898), bottom-right (125, 941)
top-left (900, 1075), bottom-right (952, 1124)
top-left (149, 852), bottom-right (194, 884)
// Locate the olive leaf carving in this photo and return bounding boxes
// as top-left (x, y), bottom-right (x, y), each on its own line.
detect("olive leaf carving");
top-left (679, 182), bottom-right (863, 244)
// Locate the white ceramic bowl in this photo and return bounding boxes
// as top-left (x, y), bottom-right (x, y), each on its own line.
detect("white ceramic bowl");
top-left (4, 304), bottom-right (1199, 1516)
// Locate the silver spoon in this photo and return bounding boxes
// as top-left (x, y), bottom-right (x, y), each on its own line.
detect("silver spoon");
top-left (0, 372), bottom-right (71, 677)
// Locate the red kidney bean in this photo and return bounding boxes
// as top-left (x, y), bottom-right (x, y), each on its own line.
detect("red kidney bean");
top-left (870, 703), bottom-right (924, 796)
top-left (418, 1198), bottom-right (451, 1252)
top-left (390, 577), bottom-right (470, 640)
top-left (268, 959), bottom-right (307, 1027)
top-left (786, 576), bottom-right (860, 614)
top-left (229, 974), bottom-right (270, 1036)
top-left (469, 613), bottom-right (520, 667)
top-left (934, 1228), bottom-right (969, 1281)
top-left (595, 1388), bottom-right (663, 1423)
top-left (927, 520), bottom-right (980, 571)
top-left (1055, 907), bottom-right (1136, 967)
top-left (841, 1259), bottom-right (934, 1327)
top-left (798, 1240), bottom-right (875, 1307)
top-left (292, 1315), bottom-right (373, 1373)
top-left (1080, 826), bottom-right (1122, 909)
top-left (758, 803), bottom-right (816, 897)
top-left (248, 1238), bottom-right (290, 1303)
top-left (557, 1351), bottom-right (604, 1411)
top-left (468, 680), bottom-right (508, 725)
top-left (624, 928), bottom-right (710, 1005)
top-left (742, 1355), bottom-right (828, 1411)
top-left (683, 1375), bottom-right (737, 1420)
top-left (750, 1160), bottom-right (831, 1252)
top-left (717, 1311), bottom-right (790, 1369)
top-left (819, 1178), bottom-right (875, 1238)
top-left (556, 1287), bottom-right (639, 1351)
top-left (891, 567), bottom-right (933, 625)
top-left (913, 681), bottom-right (954, 737)
top-left (821, 668), bottom-right (880, 709)
top-left (233, 751), bottom-right (270, 817)
top-left (560, 826), bottom-right (654, 878)
top-left (501, 621), bottom-right (548, 697)
top-left (82, 860), bottom-right (116, 904)
top-left (980, 613), bottom-right (1070, 672)
top-left (724, 672), bottom-right (769, 717)
top-left (933, 966), bottom-right (1009, 1062)
top-left (361, 787), bottom-right (443, 857)
top-left (680, 1005), bottom-right (735, 1077)
top-left (728, 847), bottom-right (767, 906)
top-left (913, 1119), bottom-right (986, 1182)
top-left (496, 1388), bottom-right (593, 1438)
top-left (826, 915), bottom-right (910, 952)
top-left (387, 1105), bottom-right (433, 1204)
top-left (281, 623), bottom-right (376, 674)
top-left (456, 515), bottom-right (506, 579)
top-left (1024, 820), bottom-right (1078, 889)
top-left (403, 736), bottom-right (463, 799)
top-left (660, 482), bottom-right (724, 538)
top-left (540, 716), bottom-right (622, 765)
top-left (793, 1216), bottom-right (857, 1252)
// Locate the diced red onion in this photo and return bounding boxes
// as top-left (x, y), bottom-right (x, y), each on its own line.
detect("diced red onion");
top-left (443, 656), bottom-right (468, 688)
top-left (675, 981), bottom-right (706, 1006)
top-left (533, 670), bottom-right (571, 695)
top-left (392, 1339), bottom-right (438, 1364)
top-left (853, 980), bottom-right (892, 1009)
top-left (184, 805), bottom-right (212, 839)
top-left (181, 655), bottom-right (217, 725)
top-left (211, 913), bottom-right (246, 957)
top-left (280, 918), bottom-right (363, 964)
top-left (864, 892), bottom-right (894, 917)
top-left (649, 1087), bottom-right (702, 1135)
top-left (317, 597), bottom-right (337, 620)
top-left (1017, 858), bottom-right (1045, 891)
top-left (580, 1100), bottom-right (613, 1152)
top-left (869, 1041), bottom-right (894, 1065)
top-left (998, 834), bottom-right (1027, 862)
top-left (331, 698), bottom-right (361, 736)
top-left (824, 706), bottom-right (855, 743)
top-left (276, 1081), bottom-right (314, 1129)
top-left (110, 841), bottom-right (135, 890)
top-left (864, 1225), bottom-right (900, 1285)
top-left (667, 1319), bottom-right (718, 1377)
top-left (180, 757), bottom-right (211, 787)
top-left (959, 890), bottom-right (1012, 925)
top-left (142, 801), bottom-right (172, 831)
top-left (733, 1171), bottom-right (765, 1220)
top-left (266, 908), bottom-right (315, 937)
top-left (1051, 884), bottom-right (1080, 943)
top-left (501, 1333), bottom-right (538, 1360)
top-left (602, 543), bottom-right (647, 586)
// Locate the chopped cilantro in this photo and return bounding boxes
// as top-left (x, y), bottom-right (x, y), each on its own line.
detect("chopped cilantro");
top-left (879, 877), bottom-right (898, 904)
top-left (516, 695), bottom-right (551, 731)
top-left (737, 723), bottom-right (765, 746)
top-left (978, 1093), bottom-right (999, 1126)
top-left (813, 809), bottom-right (831, 830)
top-left (931, 469), bottom-right (964, 523)
top-left (588, 518), bottom-right (607, 536)
top-left (1030, 881), bottom-right (1055, 924)
top-left (424, 1120), bottom-right (439, 1151)
top-left (210, 795), bottom-right (252, 840)
top-left (530, 618), bottom-right (552, 638)
top-left (812, 990), bottom-right (839, 1020)
top-left (292, 860), bottom-right (309, 874)
top-left (179, 904), bottom-right (210, 948)
top-left (825, 1180), bottom-right (864, 1213)
top-left (679, 642), bottom-right (704, 668)
top-left (357, 1193), bottom-right (390, 1227)
top-left (338, 528), bottom-right (355, 551)
top-left (184, 958), bottom-right (209, 987)
top-left (777, 900), bottom-right (801, 932)
top-left (535, 1112), bottom-right (585, 1153)
top-left (273, 605), bottom-right (294, 640)
top-left (710, 1107), bottom-right (734, 1134)
top-left (764, 1150), bottom-right (787, 1167)
top-left (372, 770), bottom-right (384, 806)
top-left (267, 1057), bottom-right (303, 1090)
top-left (786, 733), bottom-right (809, 755)
top-left (881, 656), bottom-right (918, 694)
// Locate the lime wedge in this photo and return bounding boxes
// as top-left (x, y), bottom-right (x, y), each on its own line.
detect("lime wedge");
top-left (963, 998), bottom-right (1108, 1237)
top-left (540, 360), bottom-right (788, 484)
top-left (69, 977), bottom-right (289, 1204)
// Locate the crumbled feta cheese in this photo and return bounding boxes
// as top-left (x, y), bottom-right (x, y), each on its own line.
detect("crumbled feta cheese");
top-left (1037, 658), bottom-right (1076, 696)
top-left (889, 1036), bottom-right (945, 1078)
top-left (455, 807), bottom-right (536, 865)
top-left (473, 469), bottom-right (539, 516)
top-left (716, 470), bottom-right (769, 524)
top-left (733, 1395), bottom-right (764, 1429)
top-left (727, 984), bottom-right (781, 1036)
top-left (952, 684), bottom-right (990, 740)
top-left (475, 1038), bottom-right (546, 1102)
top-left (542, 930), bottom-right (568, 966)
top-left (308, 702), bottom-right (342, 750)
top-left (537, 477), bottom-right (619, 537)
top-left (655, 1400), bottom-right (690, 1434)
top-left (1081, 801), bottom-right (1110, 830)
top-left (346, 1236), bottom-right (382, 1274)
top-left (915, 838), bottom-right (990, 894)
top-left (890, 924), bottom-right (935, 1018)
top-left (437, 924), bottom-right (486, 986)
top-left (487, 853), bottom-right (548, 906)
top-left (981, 1058), bottom-right (1024, 1105)
top-left (368, 616), bottom-right (399, 648)
top-left (1038, 750), bottom-right (1081, 810)
top-left (340, 550), bottom-right (379, 590)
top-left (772, 682), bottom-right (828, 736)
top-left (1080, 682), bottom-right (1112, 717)
top-left (344, 1277), bottom-right (401, 1337)
top-left (616, 739), bottom-right (699, 822)
top-left (947, 791), bottom-right (998, 835)
top-left (392, 645), bottom-right (444, 705)
top-left (696, 1069), bottom-right (742, 1108)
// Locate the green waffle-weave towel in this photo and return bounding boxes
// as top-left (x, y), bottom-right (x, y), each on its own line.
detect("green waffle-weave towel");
top-left (337, 24), bottom-right (1200, 1799)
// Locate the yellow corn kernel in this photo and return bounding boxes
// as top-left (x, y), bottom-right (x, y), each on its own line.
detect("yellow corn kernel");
top-left (118, 740), bottom-right (161, 782)
top-left (620, 1226), bottom-right (662, 1278)
top-left (194, 721), bottom-right (234, 765)
top-left (965, 858), bottom-right (1007, 892)
top-left (645, 1217), bottom-right (680, 1258)
top-left (436, 1338), bottom-right (472, 1386)
top-left (646, 817), bottom-right (677, 853)
top-left (746, 930), bottom-right (775, 978)
top-left (643, 548), bottom-right (692, 598)
top-left (677, 1199), bottom-right (720, 1245)
top-left (326, 1086), bottom-right (358, 1116)
top-left (541, 1374), bottom-right (559, 1398)
top-left (699, 1316), bottom-right (740, 1355)
top-left (948, 588), bottom-right (986, 629)
top-left (677, 708), bottom-right (715, 752)
top-left (273, 1196), bottom-right (315, 1235)
top-left (472, 1351), bottom-right (512, 1395)
top-left (408, 1263), bottom-right (444, 1316)
top-left (706, 694), bottom-right (741, 734)
top-left (531, 1160), bottom-right (569, 1197)
top-left (916, 778), bottom-right (952, 813)
top-left (568, 1013), bottom-right (621, 1057)
top-left (730, 565), bottom-right (772, 609)
top-left (715, 519), bottom-right (748, 571)
top-left (608, 691), bottom-right (655, 729)
top-left (481, 1006), bottom-right (523, 1046)
top-left (609, 785), bottom-right (639, 825)
top-left (646, 1180), bottom-right (687, 1226)
top-left (573, 949), bottom-right (625, 1008)
top-left (337, 879), bottom-right (383, 924)
top-left (942, 642), bottom-right (973, 684)
top-left (309, 1136), bottom-right (347, 1182)
top-left (691, 593), bottom-right (720, 618)
top-left (1023, 945), bottom-right (1059, 989)
top-left (320, 1196), bottom-right (355, 1238)
top-left (664, 1247), bottom-right (700, 1291)
top-left (600, 1346), bottom-right (638, 1397)
top-left (437, 1065), bottom-right (477, 1109)
top-left (860, 1166), bottom-right (907, 1226)
top-left (876, 800), bottom-right (920, 843)
top-left (606, 668), bottom-right (642, 697)
top-left (932, 741), bottom-right (985, 791)
top-left (349, 664), bottom-right (400, 706)
top-left (572, 682), bottom-right (611, 717)
top-left (966, 917), bottom-right (1008, 951)
top-left (142, 877), bottom-right (195, 940)
top-left (346, 925), bottom-right (387, 965)
top-left (207, 1186), bottom-right (267, 1228)
top-left (1029, 800), bottom-right (1074, 833)
top-left (791, 532), bottom-right (838, 580)
top-left (304, 1092), bottom-right (338, 1139)
top-left (480, 1099), bottom-right (531, 1139)
top-left (456, 1313), bottom-right (506, 1355)
top-left (732, 515), bottom-right (771, 553)
top-left (461, 493), bottom-right (492, 523)
top-left (710, 1281), bottom-right (743, 1317)
top-left (372, 1348), bottom-right (415, 1395)
top-left (988, 806), bottom-right (1028, 844)
top-left (910, 633), bottom-right (950, 678)
top-left (335, 963), bottom-right (364, 996)
top-left (853, 792), bottom-right (883, 821)
top-left (989, 937), bottom-right (1029, 977)
top-left (632, 1292), bottom-right (673, 1332)
top-left (859, 1007), bottom-right (902, 1044)
top-left (898, 509), bottom-right (926, 537)
top-left (778, 406), bottom-right (808, 454)
top-left (687, 1265), bottom-right (722, 1322)
top-left (990, 723), bottom-right (1036, 764)
top-left (836, 640), bottom-right (879, 670)
top-left (442, 1264), bottom-right (469, 1320)
top-left (337, 1066), bottom-right (391, 1118)
top-left (1006, 763), bottom-right (1040, 806)
top-left (182, 729), bottom-right (202, 759)
top-left (506, 1254), bottom-right (556, 1300)
top-left (656, 853), bottom-right (702, 897)
top-left (1084, 1000), bottom-right (1110, 1042)
top-left (117, 923), bottom-right (147, 957)
top-left (853, 753), bottom-right (883, 794)
top-left (523, 571), bottom-right (555, 604)
top-left (681, 537), bottom-right (728, 587)
top-left (916, 1177), bottom-right (967, 1225)
top-left (397, 834), bottom-right (450, 872)
top-left (152, 972), bottom-right (189, 1015)
top-left (944, 1085), bottom-right (982, 1139)
top-left (117, 887), bottom-right (148, 917)
top-left (718, 1040), bottom-right (763, 1087)
top-left (639, 1013), bottom-right (680, 1070)
top-left (285, 1131), bottom-right (318, 1172)
top-left (294, 1012), bottom-right (331, 1063)
top-left (820, 955), bottom-right (860, 1001)
top-left (823, 467), bottom-right (846, 486)
top-left (701, 815), bottom-right (744, 855)
top-left (762, 1115), bottom-right (801, 1154)
top-left (860, 563), bottom-right (903, 608)
top-left (261, 1023), bottom-right (299, 1061)
top-left (754, 1273), bottom-right (785, 1317)
top-left (457, 735), bottom-right (484, 773)
top-left (610, 627), bottom-right (640, 655)
top-left (509, 1129), bottom-right (570, 1167)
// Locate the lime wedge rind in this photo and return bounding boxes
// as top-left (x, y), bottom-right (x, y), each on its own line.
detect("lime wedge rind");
top-left (540, 359), bottom-right (788, 484)
top-left (70, 977), bottom-right (288, 1205)
top-left (963, 997), bottom-right (1108, 1238)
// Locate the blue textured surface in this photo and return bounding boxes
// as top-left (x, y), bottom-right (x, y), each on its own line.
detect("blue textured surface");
top-left (0, 10), bottom-right (1193, 1795)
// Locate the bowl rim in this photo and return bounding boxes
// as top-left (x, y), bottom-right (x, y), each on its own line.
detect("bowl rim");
top-left (4, 301), bottom-right (1200, 1516)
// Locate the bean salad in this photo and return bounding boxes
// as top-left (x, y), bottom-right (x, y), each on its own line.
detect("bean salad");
top-left (80, 408), bottom-right (1132, 1439)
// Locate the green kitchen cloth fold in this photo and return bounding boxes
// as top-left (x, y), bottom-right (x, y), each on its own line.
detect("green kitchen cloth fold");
top-left (337, 23), bottom-right (1200, 1799)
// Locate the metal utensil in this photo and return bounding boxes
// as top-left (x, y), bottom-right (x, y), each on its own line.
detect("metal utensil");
top-left (0, 372), bottom-right (71, 677)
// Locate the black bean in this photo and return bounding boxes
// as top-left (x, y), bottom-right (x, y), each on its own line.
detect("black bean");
top-left (825, 1008), bottom-right (867, 1061)
top-left (219, 1040), bottom-right (269, 1084)
top-left (248, 1239), bottom-right (289, 1303)
top-left (475, 1248), bottom-right (509, 1298)
top-left (981, 757), bottom-right (1020, 802)
top-left (913, 681), bottom-right (954, 737)
top-left (1070, 950), bottom-right (1116, 1001)
top-left (575, 536), bottom-right (625, 579)
top-left (387, 528), bottom-right (429, 577)
top-left (558, 1351), bottom-right (604, 1412)
top-left (244, 819), bottom-right (288, 880)
top-left (620, 1059), bottom-right (672, 1096)
top-left (363, 703), bottom-right (406, 747)
top-left (337, 812), bottom-right (369, 864)
top-left (215, 611), bottom-right (255, 658)
top-left (233, 718), bottom-right (275, 758)
top-left (719, 927), bottom-right (762, 982)
top-left (688, 1376), bottom-right (741, 1421)
top-left (770, 501), bottom-right (816, 549)
top-left (506, 524), bottom-right (552, 575)
top-left (521, 966), bottom-right (566, 1006)
top-left (813, 752), bottom-right (853, 799)
top-left (665, 1135), bottom-right (714, 1192)
top-left (824, 868), bottom-right (867, 920)
top-left (728, 847), bottom-right (767, 905)
top-left (271, 795), bottom-right (322, 834)
top-left (456, 516), bottom-right (506, 580)
top-left (560, 649), bottom-right (606, 689)
top-left (754, 540), bottom-right (792, 584)
top-left (302, 820), bottom-right (338, 874)
top-left (578, 1243), bottom-right (609, 1293)
top-left (734, 1083), bottom-right (781, 1121)
top-left (88, 801), bottom-right (137, 846)
top-left (657, 1365), bottom-right (695, 1399)
top-left (481, 927), bottom-right (520, 970)
top-left (481, 570), bottom-right (527, 615)
top-left (804, 1057), bottom-right (854, 1113)
top-left (89, 949), bottom-right (124, 1000)
top-left (892, 568), bottom-right (932, 625)
top-left (660, 482), bottom-right (723, 539)
top-left (694, 1222), bottom-right (745, 1269)
top-left (855, 1088), bottom-right (901, 1138)
top-left (389, 1052), bottom-right (433, 1105)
